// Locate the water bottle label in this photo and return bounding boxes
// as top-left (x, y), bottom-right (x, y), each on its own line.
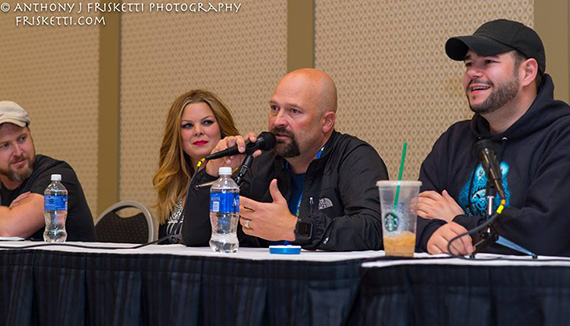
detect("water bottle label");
top-left (210, 192), bottom-right (239, 213)
top-left (44, 194), bottom-right (68, 210)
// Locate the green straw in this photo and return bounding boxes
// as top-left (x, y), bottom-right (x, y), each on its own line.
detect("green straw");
top-left (393, 142), bottom-right (408, 210)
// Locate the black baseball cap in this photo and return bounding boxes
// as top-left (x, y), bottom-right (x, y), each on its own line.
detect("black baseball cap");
top-left (445, 19), bottom-right (545, 75)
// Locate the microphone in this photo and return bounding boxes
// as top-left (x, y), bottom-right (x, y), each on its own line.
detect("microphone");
top-left (205, 132), bottom-right (276, 161)
top-left (472, 139), bottom-right (506, 199)
top-left (235, 154), bottom-right (254, 186)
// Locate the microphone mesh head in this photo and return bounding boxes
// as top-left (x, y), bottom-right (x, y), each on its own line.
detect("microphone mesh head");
top-left (257, 132), bottom-right (276, 151)
top-left (472, 139), bottom-right (497, 160)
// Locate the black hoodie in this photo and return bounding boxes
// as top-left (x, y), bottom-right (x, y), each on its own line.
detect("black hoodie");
top-left (417, 74), bottom-right (570, 256)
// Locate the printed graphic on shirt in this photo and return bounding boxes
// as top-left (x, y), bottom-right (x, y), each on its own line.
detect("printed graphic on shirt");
top-left (458, 162), bottom-right (510, 217)
top-left (166, 203), bottom-right (185, 244)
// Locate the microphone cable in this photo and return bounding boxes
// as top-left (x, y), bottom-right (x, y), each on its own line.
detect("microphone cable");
top-left (0, 234), bottom-right (174, 251)
top-left (446, 198), bottom-right (506, 260)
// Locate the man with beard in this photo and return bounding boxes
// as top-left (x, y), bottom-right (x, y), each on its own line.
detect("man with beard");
top-left (416, 19), bottom-right (570, 256)
top-left (0, 101), bottom-right (95, 241)
top-left (182, 68), bottom-right (389, 250)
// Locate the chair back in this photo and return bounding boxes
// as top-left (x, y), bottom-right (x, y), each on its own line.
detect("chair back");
top-left (95, 200), bottom-right (157, 243)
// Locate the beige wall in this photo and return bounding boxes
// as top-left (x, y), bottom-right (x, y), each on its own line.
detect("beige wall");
top-left (315, 0), bottom-right (534, 180)
top-left (119, 0), bottom-right (287, 217)
top-left (1, 0), bottom-right (569, 219)
top-left (535, 0), bottom-right (570, 103)
top-left (0, 0), bottom-right (99, 215)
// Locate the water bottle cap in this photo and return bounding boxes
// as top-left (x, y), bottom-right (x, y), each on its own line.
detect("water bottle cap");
top-left (50, 174), bottom-right (62, 181)
top-left (218, 167), bottom-right (232, 175)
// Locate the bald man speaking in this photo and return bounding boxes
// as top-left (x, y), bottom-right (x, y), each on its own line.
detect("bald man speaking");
top-left (182, 69), bottom-right (389, 251)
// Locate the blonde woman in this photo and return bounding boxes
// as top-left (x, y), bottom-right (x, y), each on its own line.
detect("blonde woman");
top-left (153, 90), bottom-right (239, 243)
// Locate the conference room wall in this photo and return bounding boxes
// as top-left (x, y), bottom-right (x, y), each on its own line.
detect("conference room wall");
top-left (0, 0), bottom-right (99, 217)
top-left (314, 0), bottom-right (534, 181)
top-left (119, 0), bottom-right (569, 218)
top-left (1, 1), bottom-right (568, 221)
top-left (119, 1), bottom-right (287, 218)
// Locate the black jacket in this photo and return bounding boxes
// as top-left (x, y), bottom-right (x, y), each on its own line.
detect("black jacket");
top-left (417, 74), bottom-right (570, 256)
top-left (182, 131), bottom-right (389, 251)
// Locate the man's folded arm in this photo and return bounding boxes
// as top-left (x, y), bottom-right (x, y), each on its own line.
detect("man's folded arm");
top-left (0, 193), bottom-right (44, 238)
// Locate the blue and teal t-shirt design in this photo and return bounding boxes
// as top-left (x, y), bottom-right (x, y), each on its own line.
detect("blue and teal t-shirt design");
top-left (458, 162), bottom-right (511, 216)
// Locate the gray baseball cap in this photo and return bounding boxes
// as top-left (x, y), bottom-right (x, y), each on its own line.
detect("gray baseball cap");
top-left (0, 101), bottom-right (31, 127)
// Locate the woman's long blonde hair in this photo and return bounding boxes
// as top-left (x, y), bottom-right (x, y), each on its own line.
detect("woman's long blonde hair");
top-left (153, 89), bottom-right (239, 224)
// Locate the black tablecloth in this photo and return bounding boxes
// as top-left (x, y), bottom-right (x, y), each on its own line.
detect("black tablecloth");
top-left (0, 244), bottom-right (382, 326)
top-left (7, 245), bottom-right (569, 326)
top-left (354, 257), bottom-right (570, 326)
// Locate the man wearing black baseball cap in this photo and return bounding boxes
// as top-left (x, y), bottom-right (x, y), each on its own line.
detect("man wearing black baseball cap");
top-left (445, 19), bottom-right (546, 77)
top-left (415, 19), bottom-right (570, 256)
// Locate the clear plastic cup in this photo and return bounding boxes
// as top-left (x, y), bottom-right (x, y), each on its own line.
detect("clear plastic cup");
top-left (377, 181), bottom-right (422, 257)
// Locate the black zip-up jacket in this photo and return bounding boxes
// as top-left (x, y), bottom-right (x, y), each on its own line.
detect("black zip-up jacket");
top-left (182, 131), bottom-right (389, 251)
top-left (417, 74), bottom-right (570, 256)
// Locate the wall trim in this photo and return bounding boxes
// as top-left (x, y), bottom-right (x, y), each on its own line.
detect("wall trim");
top-left (97, 9), bottom-right (121, 215)
top-left (287, 0), bottom-right (315, 71)
top-left (535, 0), bottom-right (570, 102)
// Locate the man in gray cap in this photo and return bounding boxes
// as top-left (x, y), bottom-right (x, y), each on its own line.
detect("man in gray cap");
top-left (0, 101), bottom-right (94, 241)
top-left (415, 19), bottom-right (570, 256)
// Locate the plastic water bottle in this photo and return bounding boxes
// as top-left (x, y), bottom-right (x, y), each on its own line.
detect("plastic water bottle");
top-left (43, 174), bottom-right (68, 242)
top-left (209, 167), bottom-right (239, 253)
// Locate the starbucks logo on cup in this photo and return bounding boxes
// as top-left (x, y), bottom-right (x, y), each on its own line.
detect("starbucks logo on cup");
top-left (384, 212), bottom-right (399, 232)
